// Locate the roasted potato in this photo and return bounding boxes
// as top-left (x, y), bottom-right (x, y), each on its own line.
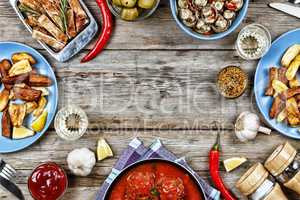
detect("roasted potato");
top-left (1, 109), bottom-right (12, 138)
top-left (33, 96), bottom-right (47, 118)
top-left (0, 59), bottom-right (11, 79)
top-left (2, 73), bottom-right (29, 85)
top-left (281, 44), bottom-right (300, 67)
top-left (265, 67), bottom-right (278, 96)
top-left (28, 74), bottom-right (53, 87)
top-left (31, 87), bottom-right (49, 96)
top-left (286, 55), bottom-right (300, 81)
top-left (26, 101), bottom-right (38, 114)
top-left (9, 103), bottom-right (26, 127)
top-left (287, 114), bottom-right (300, 127)
top-left (272, 80), bottom-right (288, 96)
top-left (286, 97), bottom-right (299, 116)
top-left (8, 60), bottom-right (32, 77)
top-left (277, 109), bottom-right (287, 123)
top-left (0, 89), bottom-right (10, 112)
top-left (13, 86), bottom-right (42, 102)
top-left (12, 52), bottom-right (36, 65)
top-left (289, 78), bottom-right (300, 88)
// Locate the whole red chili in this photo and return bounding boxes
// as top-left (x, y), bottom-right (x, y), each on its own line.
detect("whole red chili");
top-left (209, 133), bottom-right (237, 200)
top-left (81, 0), bottom-right (113, 63)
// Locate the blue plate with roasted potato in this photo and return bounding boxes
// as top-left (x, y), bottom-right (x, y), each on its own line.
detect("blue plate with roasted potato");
top-left (255, 28), bottom-right (300, 139)
top-left (0, 42), bottom-right (58, 153)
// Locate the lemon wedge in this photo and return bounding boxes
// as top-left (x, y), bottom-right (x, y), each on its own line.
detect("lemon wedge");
top-left (97, 138), bottom-right (113, 161)
top-left (223, 157), bottom-right (247, 172)
top-left (31, 110), bottom-right (48, 132)
top-left (13, 126), bottom-right (35, 139)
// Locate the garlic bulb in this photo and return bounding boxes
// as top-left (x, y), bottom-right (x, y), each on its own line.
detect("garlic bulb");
top-left (67, 148), bottom-right (96, 176)
top-left (235, 111), bottom-right (271, 142)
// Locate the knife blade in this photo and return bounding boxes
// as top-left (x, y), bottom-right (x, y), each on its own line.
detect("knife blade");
top-left (269, 3), bottom-right (300, 18)
top-left (0, 176), bottom-right (24, 200)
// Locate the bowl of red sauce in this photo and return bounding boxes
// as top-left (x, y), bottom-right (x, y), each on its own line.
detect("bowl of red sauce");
top-left (104, 158), bottom-right (207, 200)
top-left (28, 162), bottom-right (68, 200)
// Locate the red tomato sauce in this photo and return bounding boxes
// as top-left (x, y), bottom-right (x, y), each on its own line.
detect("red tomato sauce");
top-left (107, 161), bottom-right (203, 200)
top-left (28, 162), bottom-right (68, 200)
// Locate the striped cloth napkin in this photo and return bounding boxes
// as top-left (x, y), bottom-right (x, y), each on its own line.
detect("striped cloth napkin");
top-left (95, 138), bottom-right (220, 200)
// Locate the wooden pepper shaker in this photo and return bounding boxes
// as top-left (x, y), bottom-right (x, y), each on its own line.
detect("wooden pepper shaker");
top-left (236, 163), bottom-right (288, 200)
top-left (265, 142), bottom-right (300, 195)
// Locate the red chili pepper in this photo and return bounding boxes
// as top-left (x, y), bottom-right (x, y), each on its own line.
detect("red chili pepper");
top-left (81, 0), bottom-right (113, 63)
top-left (209, 133), bottom-right (237, 200)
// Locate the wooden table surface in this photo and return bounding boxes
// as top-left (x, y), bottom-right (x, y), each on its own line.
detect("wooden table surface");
top-left (0, 0), bottom-right (300, 199)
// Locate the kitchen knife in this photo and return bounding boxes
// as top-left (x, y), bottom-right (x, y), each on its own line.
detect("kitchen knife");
top-left (0, 176), bottom-right (24, 200)
top-left (269, 3), bottom-right (300, 18)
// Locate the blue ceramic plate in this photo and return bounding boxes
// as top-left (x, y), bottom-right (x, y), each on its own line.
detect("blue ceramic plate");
top-left (0, 42), bottom-right (58, 152)
top-left (255, 29), bottom-right (300, 139)
top-left (170, 0), bottom-right (249, 40)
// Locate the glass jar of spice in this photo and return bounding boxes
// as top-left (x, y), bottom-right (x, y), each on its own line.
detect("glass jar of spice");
top-left (265, 142), bottom-right (300, 195)
top-left (236, 163), bottom-right (288, 200)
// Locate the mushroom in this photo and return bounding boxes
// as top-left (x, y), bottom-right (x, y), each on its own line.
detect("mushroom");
top-left (195, 19), bottom-right (212, 34)
top-left (178, 0), bottom-right (188, 9)
top-left (223, 9), bottom-right (236, 20)
top-left (202, 6), bottom-right (218, 24)
top-left (67, 148), bottom-right (96, 176)
top-left (179, 9), bottom-right (197, 27)
top-left (212, 15), bottom-right (229, 33)
top-left (193, 0), bottom-right (207, 8)
top-left (235, 112), bottom-right (271, 142)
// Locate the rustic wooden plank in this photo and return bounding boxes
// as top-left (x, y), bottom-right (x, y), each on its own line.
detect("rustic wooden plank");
top-left (0, 130), bottom-right (299, 199)
top-left (38, 49), bottom-right (259, 129)
top-left (0, 0), bottom-right (299, 50)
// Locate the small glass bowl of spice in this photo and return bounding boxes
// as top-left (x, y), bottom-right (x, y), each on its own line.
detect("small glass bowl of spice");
top-left (217, 66), bottom-right (248, 98)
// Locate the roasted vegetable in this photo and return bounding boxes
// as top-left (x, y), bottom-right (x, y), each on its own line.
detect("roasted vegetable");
top-left (2, 73), bottom-right (29, 85)
top-left (121, 8), bottom-right (139, 21)
top-left (8, 60), bottom-right (32, 77)
top-left (270, 96), bottom-right (284, 119)
top-left (1, 109), bottom-right (12, 138)
top-left (0, 59), bottom-right (12, 71)
top-left (41, 0), bottom-right (64, 31)
top-left (287, 114), bottom-right (300, 127)
top-left (12, 52), bottom-right (36, 65)
top-left (33, 96), bottom-right (47, 118)
top-left (278, 67), bottom-right (288, 84)
top-left (289, 78), bottom-right (300, 88)
top-left (287, 87), bottom-right (300, 98)
top-left (9, 103), bottom-right (26, 127)
top-left (272, 80), bottom-right (288, 96)
top-left (277, 109), bottom-right (287, 123)
top-left (32, 29), bottom-right (66, 50)
top-left (286, 97), bottom-right (299, 116)
top-left (31, 87), bottom-right (49, 96)
top-left (38, 15), bottom-right (68, 43)
top-left (19, 0), bottom-right (45, 14)
top-left (25, 101), bottom-right (38, 114)
top-left (121, 0), bottom-right (137, 7)
top-left (281, 44), bottom-right (300, 67)
top-left (13, 86), bottom-right (42, 102)
top-left (0, 89), bottom-right (10, 112)
top-left (12, 126), bottom-right (35, 139)
top-left (265, 67), bottom-right (278, 96)
top-left (28, 74), bottom-right (53, 87)
top-left (68, 0), bottom-right (88, 32)
top-left (66, 9), bottom-right (77, 38)
top-left (286, 55), bottom-right (300, 81)
top-left (138, 0), bottom-right (156, 9)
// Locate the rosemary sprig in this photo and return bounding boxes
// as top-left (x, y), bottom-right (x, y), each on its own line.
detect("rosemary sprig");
top-left (59, 0), bottom-right (68, 33)
top-left (18, 4), bottom-right (40, 16)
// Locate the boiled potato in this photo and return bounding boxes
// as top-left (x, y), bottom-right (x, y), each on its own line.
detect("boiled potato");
top-left (121, 8), bottom-right (139, 20)
top-left (281, 44), bottom-right (300, 67)
top-left (286, 55), bottom-right (300, 80)
top-left (121, 0), bottom-right (137, 7)
top-left (138, 0), bottom-right (156, 9)
top-left (12, 52), bottom-right (36, 65)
